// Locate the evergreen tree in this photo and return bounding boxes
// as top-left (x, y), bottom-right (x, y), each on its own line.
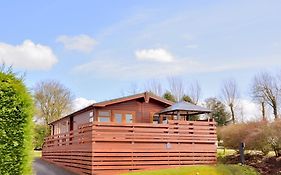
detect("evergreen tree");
top-left (205, 97), bottom-right (231, 126)
top-left (163, 91), bottom-right (176, 102)
top-left (181, 94), bottom-right (194, 103)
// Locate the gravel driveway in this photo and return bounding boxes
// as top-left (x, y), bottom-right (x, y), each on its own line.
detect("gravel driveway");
top-left (33, 158), bottom-right (77, 175)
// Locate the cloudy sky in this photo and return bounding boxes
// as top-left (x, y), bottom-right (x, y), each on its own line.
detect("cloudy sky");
top-left (1, 1), bottom-right (281, 119)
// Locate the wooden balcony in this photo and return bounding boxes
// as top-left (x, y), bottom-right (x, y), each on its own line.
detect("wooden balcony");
top-left (42, 120), bottom-right (217, 175)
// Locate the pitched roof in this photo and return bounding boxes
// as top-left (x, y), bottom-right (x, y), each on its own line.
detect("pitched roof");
top-left (49, 92), bottom-right (173, 124)
top-left (158, 101), bottom-right (211, 115)
top-left (93, 92), bottom-right (173, 107)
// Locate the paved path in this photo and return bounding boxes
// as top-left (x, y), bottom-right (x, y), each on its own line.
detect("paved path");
top-left (33, 158), bottom-right (77, 175)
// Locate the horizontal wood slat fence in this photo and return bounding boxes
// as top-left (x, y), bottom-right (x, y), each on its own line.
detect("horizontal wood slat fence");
top-left (42, 120), bottom-right (217, 175)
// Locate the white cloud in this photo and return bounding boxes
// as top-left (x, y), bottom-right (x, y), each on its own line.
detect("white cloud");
top-left (56, 34), bottom-right (97, 53)
top-left (0, 40), bottom-right (57, 70)
top-left (74, 53), bottom-right (281, 80)
top-left (74, 57), bottom-right (205, 79)
top-left (73, 97), bottom-right (96, 111)
top-left (135, 48), bottom-right (174, 62)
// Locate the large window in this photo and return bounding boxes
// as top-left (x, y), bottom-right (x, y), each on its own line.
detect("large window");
top-left (112, 110), bottom-right (135, 123)
top-left (97, 110), bottom-right (135, 123)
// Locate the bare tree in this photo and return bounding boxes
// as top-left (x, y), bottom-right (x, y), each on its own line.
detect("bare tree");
top-left (221, 79), bottom-right (239, 124)
top-left (121, 83), bottom-right (140, 96)
top-left (167, 77), bottom-right (185, 102)
top-left (144, 79), bottom-right (163, 96)
top-left (188, 81), bottom-right (201, 104)
top-left (251, 80), bottom-right (267, 121)
top-left (252, 72), bottom-right (280, 120)
top-left (128, 83), bottom-right (140, 95)
top-left (34, 80), bottom-right (74, 125)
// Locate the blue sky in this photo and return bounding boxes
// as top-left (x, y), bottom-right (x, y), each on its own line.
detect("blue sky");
top-left (1, 1), bottom-right (281, 117)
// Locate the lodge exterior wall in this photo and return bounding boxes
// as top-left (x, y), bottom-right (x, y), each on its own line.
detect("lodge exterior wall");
top-left (73, 110), bottom-right (93, 130)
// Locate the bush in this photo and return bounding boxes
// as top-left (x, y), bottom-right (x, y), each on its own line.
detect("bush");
top-left (219, 122), bottom-right (272, 155)
top-left (267, 120), bottom-right (281, 156)
top-left (219, 123), bottom-right (249, 150)
top-left (243, 122), bottom-right (272, 155)
top-left (33, 124), bottom-right (48, 150)
top-left (0, 69), bottom-right (34, 175)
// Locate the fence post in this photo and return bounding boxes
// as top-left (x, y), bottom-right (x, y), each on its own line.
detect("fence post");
top-left (239, 142), bottom-right (245, 164)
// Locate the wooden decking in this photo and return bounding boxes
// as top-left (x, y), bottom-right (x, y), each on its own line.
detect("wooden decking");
top-left (42, 120), bottom-right (217, 175)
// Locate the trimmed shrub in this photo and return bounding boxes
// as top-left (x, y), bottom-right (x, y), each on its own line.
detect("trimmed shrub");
top-left (0, 69), bottom-right (34, 175)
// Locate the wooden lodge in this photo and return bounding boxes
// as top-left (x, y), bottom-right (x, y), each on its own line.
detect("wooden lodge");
top-left (42, 92), bottom-right (217, 175)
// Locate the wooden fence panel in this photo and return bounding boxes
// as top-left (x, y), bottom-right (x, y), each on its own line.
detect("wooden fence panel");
top-left (42, 120), bottom-right (217, 175)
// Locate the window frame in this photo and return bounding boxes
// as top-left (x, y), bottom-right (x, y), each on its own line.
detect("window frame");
top-left (97, 110), bottom-right (111, 123)
top-left (112, 110), bottom-right (135, 123)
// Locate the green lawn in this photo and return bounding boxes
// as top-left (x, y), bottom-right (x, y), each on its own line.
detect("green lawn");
top-left (217, 148), bottom-right (237, 157)
top-left (121, 165), bottom-right (259, 175)
top-left (217, 148), bottom-right (276, 157)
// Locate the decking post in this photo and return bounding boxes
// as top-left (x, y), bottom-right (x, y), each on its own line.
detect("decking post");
top-left (131, 124), bottom-right (134, 170)
top-left (167, 122), bottom-right (170, 166)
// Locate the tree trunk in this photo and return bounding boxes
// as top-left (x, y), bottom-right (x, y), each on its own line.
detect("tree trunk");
top-left (230, 104), bottom-right (235, 124)
top-left (273, 103), bottom-right (278, 120)
top-left (261, 102), bottom-right (266, 121)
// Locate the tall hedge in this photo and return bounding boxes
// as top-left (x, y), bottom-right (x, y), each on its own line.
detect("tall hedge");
top-left (0, 70), bottom-right (34, 175)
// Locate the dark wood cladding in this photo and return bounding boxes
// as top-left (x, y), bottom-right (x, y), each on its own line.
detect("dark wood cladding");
top-left (42, 120), bottom-right (217, 175)
top-left (96, 99), bottom-right (168, 123)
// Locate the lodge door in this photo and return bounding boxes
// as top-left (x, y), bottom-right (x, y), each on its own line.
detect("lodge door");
top-left (112, 110), bottom-right (135, 123)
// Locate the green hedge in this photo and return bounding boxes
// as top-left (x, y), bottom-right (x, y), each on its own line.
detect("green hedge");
top-left (0, 70), bottom-right (34, 175)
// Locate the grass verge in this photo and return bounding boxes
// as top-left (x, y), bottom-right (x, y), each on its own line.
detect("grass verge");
top-left (33, 150), bottom-right (42, 158)
top-left (121, 164), bottom-right (260, 175)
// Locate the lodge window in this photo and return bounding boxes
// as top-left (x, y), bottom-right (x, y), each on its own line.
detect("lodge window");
top-left (98, 117), bottom-right (111, 122)
top-left (112, 110), bottom-right (135, 123)
top-left (89, 112), bottom-right (94, 122)
top-left (125, 114), bottom-right (133, 123)
top-left (98, 111), bottom-right (110, 116)
top-left (114, 113), bottom-right (122, 123)
top-left (98, 110), bottom-right (111, 122)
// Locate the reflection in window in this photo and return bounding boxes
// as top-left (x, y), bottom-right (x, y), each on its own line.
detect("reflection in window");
top-left (114, 114), bottom-right (122, 123)
top-left (98, 111), bottom-right (110, 116)
top-left (98, 117), bottom-right (110, 122)
top-left (125, 114), bottom-right (133, 123)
